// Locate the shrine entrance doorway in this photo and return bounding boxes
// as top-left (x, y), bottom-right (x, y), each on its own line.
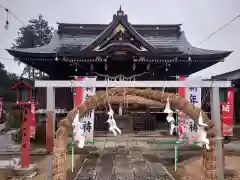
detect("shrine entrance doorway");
top-left (94, 112), bottom-right (156, 133)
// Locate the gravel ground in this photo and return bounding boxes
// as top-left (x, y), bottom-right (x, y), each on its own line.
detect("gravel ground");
top-left (0, 154), bottom-right (86, 180)
top-left (167, 153), bottom-right (240, 180)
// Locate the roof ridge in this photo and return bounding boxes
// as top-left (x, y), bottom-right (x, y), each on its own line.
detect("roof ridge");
top-left (57, 22), bottom-right (182, 26)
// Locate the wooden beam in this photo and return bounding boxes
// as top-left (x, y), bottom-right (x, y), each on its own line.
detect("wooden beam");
top-left (35, 80), bottom-right (231, 88)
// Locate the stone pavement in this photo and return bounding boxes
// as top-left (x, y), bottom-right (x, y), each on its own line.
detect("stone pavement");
top-left (224, 140), bottom-right (240, 152)
top-left (0, 131), bottom-right (18, 150)
top-left (75, 137), bottom-right (178, 180)
top-left (0, 131), bottom-right (47, 155)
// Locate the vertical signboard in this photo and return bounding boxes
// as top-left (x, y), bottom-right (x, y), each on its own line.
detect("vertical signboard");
top-left (30, 103), bottom-right (36, 138)
top-left (74, 77), bottom-right (84, 107)
top-left (74, 77), bottom-right (97, 142)
top-left (178, 77), bottom-right (187, 142)
top-left (178, 77), bottom-right (202, 143)
top-left (221, 88), bottom-right (234, 136)
top-left (185, 86), bottom-right (201, 142)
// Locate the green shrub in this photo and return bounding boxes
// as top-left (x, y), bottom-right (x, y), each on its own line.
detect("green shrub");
top-left (11, 128), bottom-right (21, 142)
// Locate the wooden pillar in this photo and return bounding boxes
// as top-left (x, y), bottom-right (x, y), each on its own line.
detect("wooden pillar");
top-left (210, 87), bottom-right (224, 180)
top-left (46, 87), bottom-right (55, 153)
top-left (21, 106), bottom-right (31, 168)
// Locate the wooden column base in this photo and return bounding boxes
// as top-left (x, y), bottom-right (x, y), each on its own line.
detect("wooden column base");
top-left (202, 150), bottom-right (218, 180)
top-left (52, 147), bottom-right (67, 180)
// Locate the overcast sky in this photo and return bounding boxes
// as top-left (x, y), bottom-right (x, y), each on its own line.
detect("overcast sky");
top-left (0, 0), bottom-right (240, 78)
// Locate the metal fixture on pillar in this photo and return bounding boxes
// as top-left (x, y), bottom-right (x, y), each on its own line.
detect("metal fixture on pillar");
top-left (165, 63), bottom-right (170, 72)
top-left (55, 53), bottom-right (59, 61)
top-left (133, 63), bottom-right (136, 71)
top-left (75, 64), bottom-right (78, 72)
top-left (174, 57), bottom-right (178, 62)
top-left (188, 48), bottom-right (192, 62)
top-left (146, 63), bottom-right (150, 71)
top-left (119, 103), bottom-right (123, 116)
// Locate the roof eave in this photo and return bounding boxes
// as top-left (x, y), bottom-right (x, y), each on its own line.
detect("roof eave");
top-left (6, 49), bottom-right (56, 58)
top-left (10, 81), bottom-right (33, 91)
top-left (180, 51), bottom-right (232, 60)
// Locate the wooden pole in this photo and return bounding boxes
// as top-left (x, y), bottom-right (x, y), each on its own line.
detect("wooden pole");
top-left (46, 87), bottom-right (55, 153)
top-left (21, 106), bottom-right (31, 168)
top-left (46, 111), bottom-right (54, 153)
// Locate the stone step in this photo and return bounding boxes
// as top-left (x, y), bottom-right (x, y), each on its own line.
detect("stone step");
top-left (74, 158), bottom-right (98, 180)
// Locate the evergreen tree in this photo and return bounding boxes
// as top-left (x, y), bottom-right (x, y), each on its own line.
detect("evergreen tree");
top-left (12, 14), bottom-right (54, 78)
top-left (13, 14), bottom-right (53, 48)
top-left (0, 62), bottom-right (18, 102)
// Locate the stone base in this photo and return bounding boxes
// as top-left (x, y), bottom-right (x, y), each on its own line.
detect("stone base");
top-left (13, 164), bottom-right (37, 177)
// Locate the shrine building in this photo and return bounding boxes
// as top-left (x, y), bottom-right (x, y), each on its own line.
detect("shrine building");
top-left (6, 8), bottom-right (232, 132)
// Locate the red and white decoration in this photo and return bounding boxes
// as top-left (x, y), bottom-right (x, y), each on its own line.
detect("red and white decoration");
top-left (184, 85), bottom-right (202, 142)
top-left (176, 76), bottom-right (211, 148)
top-left (164, 95), bottom-right (210, 149)
top-left (30, 103), bottom-right (36, 138)
top-left (73, 77), bottom-right (97, 148)
top-left (221, 88), bottom-right (234, 136)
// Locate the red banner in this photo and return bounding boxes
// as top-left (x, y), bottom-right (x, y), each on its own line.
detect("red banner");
top-left (178, 77), bottom-right (188, 142)
top-left (30, 103), bottom-right (36, 138)
top-left (0, 97), bottom-right (3, 120)
top-left (74, 77), bottom-right (84, 107)
top-left (221, 88), bottom-right (234, 136)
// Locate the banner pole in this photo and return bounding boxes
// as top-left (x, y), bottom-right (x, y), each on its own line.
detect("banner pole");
top-left (175, 75), bottom-right (179, 171)
top-left (72, 81), bottom-right (76, 172)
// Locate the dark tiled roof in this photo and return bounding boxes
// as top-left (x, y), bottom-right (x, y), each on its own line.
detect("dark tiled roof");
top-left (6, 21), bottom-right (231, 59)
top-left (56, 23), bottom-right (230, 56)
top-left (211, 69), bottom-right (240, 81)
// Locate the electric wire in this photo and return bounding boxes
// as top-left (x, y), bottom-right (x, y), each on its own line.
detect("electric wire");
top-left (197, 13), bottom-right (240, 46)
top-left (0, 3), bottom-right (26, 26)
